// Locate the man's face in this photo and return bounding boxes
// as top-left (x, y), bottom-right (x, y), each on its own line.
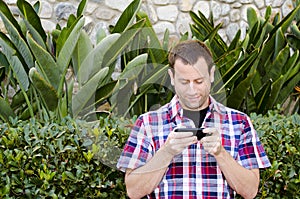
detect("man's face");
top-left (168, 57), bottom-right (215, 111)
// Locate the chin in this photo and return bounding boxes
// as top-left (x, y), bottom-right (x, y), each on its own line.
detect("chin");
top-left (186, 104), bottom-right (203, 110)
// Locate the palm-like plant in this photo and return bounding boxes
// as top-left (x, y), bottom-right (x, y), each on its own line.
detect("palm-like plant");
top-left (0, 0), bottom-right (88, 122)
top-left (69, 0), bottom-right (181, 120)
top-left (103, 1), bottom-right (174, 118)
top-left (190, 4), bottom-right (300, 115)
top-left (0, 0), bottom-right (152, 122)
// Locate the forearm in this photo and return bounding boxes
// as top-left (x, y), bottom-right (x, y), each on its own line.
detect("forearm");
top-left (214, 147), bottom-right (260, 199)
top-left (125, 148), bottom-right (174, 199)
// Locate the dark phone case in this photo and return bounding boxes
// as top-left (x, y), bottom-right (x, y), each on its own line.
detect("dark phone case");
top-left (174, 128), bottom-right (206, 140)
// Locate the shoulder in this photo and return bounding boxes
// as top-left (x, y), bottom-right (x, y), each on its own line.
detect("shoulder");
top-left (225, 106), bottom-right (249, 118)
top-left (211, 99), bottom-right (252, 126)
top-left (213, 99), bottom-right (248, 117)
top-left (137, 96), bottom-right (179, 122)
top-left (137, 102), bottom-right (171, 123)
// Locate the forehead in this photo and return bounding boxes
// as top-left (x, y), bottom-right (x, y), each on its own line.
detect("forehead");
top-left (174, 57), bottom-right (209, 73)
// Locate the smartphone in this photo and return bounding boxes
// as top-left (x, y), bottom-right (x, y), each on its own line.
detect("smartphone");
top-left (174, 127), bottom-right (207, 140)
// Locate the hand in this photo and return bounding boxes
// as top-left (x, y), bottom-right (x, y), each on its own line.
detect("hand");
top-left (200, 128), bottom-right (222, 156)
top-left (161, 129), bottom-right (198, 156)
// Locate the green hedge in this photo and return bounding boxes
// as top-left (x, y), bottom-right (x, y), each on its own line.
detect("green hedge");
top-left (0, 111), bottom-right (299, 198)
top-left (0, 116), bottom-right (133, 198)
top-left (252, 109), bottom-right (300, 198)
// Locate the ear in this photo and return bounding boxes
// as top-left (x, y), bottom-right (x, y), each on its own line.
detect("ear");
top-left (168, 69), bottom-right (175, 86)
top-left (209, 65), bottom-right (215, 83)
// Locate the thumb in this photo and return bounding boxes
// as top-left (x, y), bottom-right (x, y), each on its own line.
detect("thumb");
top-left (203, 127), bottom-right (219, 136)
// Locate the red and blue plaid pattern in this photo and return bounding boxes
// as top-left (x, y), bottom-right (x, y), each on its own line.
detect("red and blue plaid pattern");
top-left (117, 96), bottom-right (271, 198)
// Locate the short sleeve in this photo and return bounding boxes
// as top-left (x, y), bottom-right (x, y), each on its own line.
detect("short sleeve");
top-left (237, 116), bottom-right (271, 169)
top-left (117, 116), bottom-right (154, 172)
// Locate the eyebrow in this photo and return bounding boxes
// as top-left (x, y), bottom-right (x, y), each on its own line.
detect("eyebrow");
top-left (178, 77), bottom-right (204, 81)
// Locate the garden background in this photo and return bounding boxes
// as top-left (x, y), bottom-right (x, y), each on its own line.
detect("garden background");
top-left (0, 0), bottom-right (300, 198)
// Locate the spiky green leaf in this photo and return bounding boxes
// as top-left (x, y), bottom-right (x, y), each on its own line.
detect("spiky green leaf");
top-left (72, 67), bottom-right (109, 117)
top-left (227, 72), bottom-right (256, 109)
top-left (111, 0), bottom-right (142, 33)
top-left (72, 30), bottom-right (93, 76)
top-left (0, 36), bottom-right (29, 90)
top-left (78, 33), bottom-right (120, 86)
top-left (119, 53), bottom-right (147, 81)
top-left (101, 19), bottom-right (146, 77)
top-left (17, 0), bottom-right (46, 42)
top-left (29, 68), bottom-right (58, 111)
top-left (27, 34), bottom-right (60, 90)
top-left (0, 97), bottom-right (16, 122)
top-left (0, 11), bottom-right (34, 68)
top-left (77, 0), bottom-right (87, 17)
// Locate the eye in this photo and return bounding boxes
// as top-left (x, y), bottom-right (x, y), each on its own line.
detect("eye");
top-left (180, 80), bottom-right (189, 85)
top-left (195, 80), bottom-right (203, 84)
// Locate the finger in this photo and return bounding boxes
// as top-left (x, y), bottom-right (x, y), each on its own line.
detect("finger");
top-left (203, 128), bottom-right (219, 138)
top-left (201, 135), bottom-right (221, 143)
top-left (171, 135), bottom-right (197, 144)
top-left (168, 136), bottom-right (197, 154)
top-left (203, 127), bottom-right (218, 134)
top-left (202, 140), bottom-right (220, 147)
top-left (203, 142), bottom-right (221, 154)
top-left (173, 131), bottom-right (194, 138)
top-left (174, 139), bottom-right (198, 152)
top-left (167, 131), bottom-right (176, 139)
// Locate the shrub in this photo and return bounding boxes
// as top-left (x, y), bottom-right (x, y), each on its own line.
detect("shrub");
top-left (252, 108), bottom-right (300, 198)
top-left (1, 111), bottom-right (299, 198)
top-left (0, 116), bottom-right (133, 198)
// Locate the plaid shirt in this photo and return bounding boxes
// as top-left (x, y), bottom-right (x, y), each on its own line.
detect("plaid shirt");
top-left (117, 95), bottom-right (271, 198)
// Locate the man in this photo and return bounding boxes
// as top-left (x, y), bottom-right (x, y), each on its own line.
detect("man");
top-left (117, 40), bottom-right (270, 198)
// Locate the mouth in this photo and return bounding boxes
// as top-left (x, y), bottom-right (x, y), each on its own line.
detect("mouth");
top-left (187, 96), bottom-right (200, 102)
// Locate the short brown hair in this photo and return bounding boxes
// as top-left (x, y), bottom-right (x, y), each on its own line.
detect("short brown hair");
top-left (168, 40), bottom-right (214, 70)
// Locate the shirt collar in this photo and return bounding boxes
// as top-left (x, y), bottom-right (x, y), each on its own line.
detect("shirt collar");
top-left (168, 95), bottom-right (182, 120)
top-left (208, 96), bottom-right (227, 114)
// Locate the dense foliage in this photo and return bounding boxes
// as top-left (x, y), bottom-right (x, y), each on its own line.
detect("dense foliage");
top-left (0, 0), bottom-right (172, 123)
top-left (0, 116), bottom-right (133, 198)
top-left (1, 0), bottom-right (300, 198)
top-left (189, 3), bottom-right (300, 115)
top-left (1, 0), bottom-right (299, 123)
top-left (0, 111), bottom-right (299, 198)
top-left (253, 109), bottom-right (300, 198)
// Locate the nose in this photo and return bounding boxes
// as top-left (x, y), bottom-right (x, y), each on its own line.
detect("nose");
top-left (188, 82), bottom-right (196, 93)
